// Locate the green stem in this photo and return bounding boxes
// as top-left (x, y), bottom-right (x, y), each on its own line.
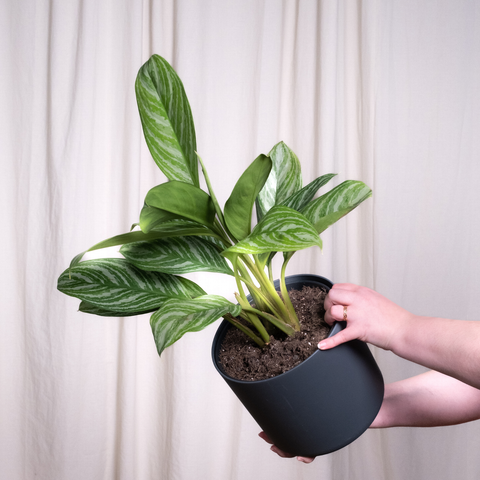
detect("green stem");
top-left (231, 257), bottom-right (271, 340)
top-left (234, 294), bottom-right (270, 344)
top-left (247, 255), bottom-right (293, 325)
top-left (268, 261), bottom-right (274, 283)
top-left (242, 306), bottom-right (296, 336)
top-left (197, 153), bottom-right (224, 224)
top-left (233, 265), bottom-right (282, 319)
top-left (233, 256), bottom-right (268, 311)
top-left (197, 153), bottom-right (238, 243)
top-left (223, 314), bottom-right (265, 348)
top-left (213, 219), bottom-right (232, 247)
top-left (280, 254), bottom-right (300, 330)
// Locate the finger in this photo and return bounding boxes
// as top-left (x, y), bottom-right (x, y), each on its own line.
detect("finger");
top-left (258, 431), bottom-right (273, 444)
top-left (318, 327), bottom-right (358, 350)
top-left (326, 287), bottom-right (357, 307)
top-left (330, 283), bottom-right (359, 291)
top-left (324, 304), bottom-right (349, 325)
top-left (297, 456), bottom-right (315, 463)
top-left (259, 432), bottom-right (296, 458)
top-left (270, 445), bottom-right (295, 458)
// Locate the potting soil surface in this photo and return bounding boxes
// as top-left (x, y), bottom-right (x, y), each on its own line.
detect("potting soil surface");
top-left (218, 286), bottom-right (330, 381)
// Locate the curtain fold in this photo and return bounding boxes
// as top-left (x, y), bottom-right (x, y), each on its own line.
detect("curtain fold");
top-left (2, 1), bottom-right (480, 479)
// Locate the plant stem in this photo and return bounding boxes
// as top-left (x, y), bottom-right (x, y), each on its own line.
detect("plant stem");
top-left (280, 254), bottom-right (300, 330)
top-left (247, 255), bottom-right (293, 326)
top-left (223, 313), bottom-right (265, 348)
top-left (241, 306), bottom-right (296, 336)
top-left (197, 153), bottom-right (238, 243)
top-left (234, 294), bottom-right (270, 344)
top-left (213, 218), bottom-right (233, 247)
top-left (230, 256), bottom-right (271, 342)
top-left (268, 261), bottom-right (274, 283)
top-left (233, 256), bottom-right (268, 311)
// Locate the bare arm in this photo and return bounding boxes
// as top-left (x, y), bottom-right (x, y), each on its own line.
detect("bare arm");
top-left (320, 284), bottom-right (480, 389)
top-left (372, 370), bottom-right (480, 427)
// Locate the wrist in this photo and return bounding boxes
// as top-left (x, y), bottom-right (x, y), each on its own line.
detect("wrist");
top-left (388, 311), bottom-right (418, 357)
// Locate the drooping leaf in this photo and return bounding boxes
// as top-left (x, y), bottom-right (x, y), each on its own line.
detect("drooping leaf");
top-left (79, 301), bottom-right (157, 317)
top-left (224, 154), bottom-right (272, 240)
top-left (255, 142), bottom-right (302, 221)
top-left (58, 258), bottom-right (206, 314)
top-left (301, 180), bottom-right (372, 234)
top-left (120, 236), bottom-right (233, 275)
top-left (136, 55), bottom-right (199, 185)
top-left (223, 206), bottom-right (322, 255)
top-left (281, 173), bottom-right (337, 211)
top-left (150, 295), bottom-right (242, 356)
top-left (144, 181), bottom-right (216, 228)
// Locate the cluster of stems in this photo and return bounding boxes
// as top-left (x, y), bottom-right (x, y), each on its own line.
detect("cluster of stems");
top-left (199, 157), bottom-right (300, 348)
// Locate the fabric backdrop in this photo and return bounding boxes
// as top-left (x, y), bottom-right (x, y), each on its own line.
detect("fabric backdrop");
top-left (2, 0), bottom-right (480, 479)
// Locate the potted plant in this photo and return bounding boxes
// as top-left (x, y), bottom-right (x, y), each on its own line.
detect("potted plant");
top-left (57, 55), bottom-right (384, 457)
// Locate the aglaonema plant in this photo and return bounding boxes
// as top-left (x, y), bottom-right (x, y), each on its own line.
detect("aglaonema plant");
top-left (57, 54), bottom-right (372, 356)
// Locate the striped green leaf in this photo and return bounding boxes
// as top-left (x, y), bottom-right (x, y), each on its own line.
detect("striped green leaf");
top-left (150, 295), bottom-right (242, 355)
top-left (120, 236), bottom-right (233, 275)
top-left (145, 181), bottom-right (216, 229)
top-left (79, 301), bottom-right (157, 317)
top-left (301, 180), bottom-right (372, 234)
top-left (255, 142), bottom-right (302, 221)
top-left (58, 258), bottom-right (206, 314)
top-left (224, 154), bottom-right (272, 241)
top-left (136, 55), bottom-right (198, 186)
top-left (223, 206), bottom-right (322, 255)
top-left (69, 228), bottom-right (213, 269)
top-left (254, 174), bottom-right (338, 268)
top-left (281, 173), bottom-right (337, 211)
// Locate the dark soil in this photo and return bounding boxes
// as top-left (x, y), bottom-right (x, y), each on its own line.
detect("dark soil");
top-left (218, 286), bottom-right (331, 381)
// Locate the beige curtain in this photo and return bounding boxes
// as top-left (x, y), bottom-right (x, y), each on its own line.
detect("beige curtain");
top-left (2, 0), bottom-right (479, 478)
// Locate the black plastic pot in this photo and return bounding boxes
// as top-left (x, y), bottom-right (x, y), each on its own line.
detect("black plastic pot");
top-left (211, 274), bottom-right (384, 457)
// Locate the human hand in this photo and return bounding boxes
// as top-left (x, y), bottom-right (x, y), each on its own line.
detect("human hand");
top-left (319, 283), bottom-right (414, 352)
top-left (258, 432), bottom-right (315, 463)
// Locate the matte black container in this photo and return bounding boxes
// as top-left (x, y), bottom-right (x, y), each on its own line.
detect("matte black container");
top-left (211, 274), bottom-right (384, 457)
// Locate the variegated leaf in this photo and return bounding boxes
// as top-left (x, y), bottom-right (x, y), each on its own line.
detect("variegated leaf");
top-left (79, 301), bottom-right (157, 317)
top-left (223, 206), bottom-right (322, 254)
top-left (281, 173), bottom-right (337, 211)
top-left (150, 295), bottom-right (242, 355)
top-left (120, 236), bottom-right (233, 275)
top-left (255, 142), bottom-right (302, 221)
top-left (145, 181), bottom-right (216, 228)
top-left (58, 258), bottom-right (206, 313)
top-left (136, 55), bottom-right (199, 186)
top-left (301, 180), bottom-right (372, 233)
top-left (69, 228), bottom-right (214, 269)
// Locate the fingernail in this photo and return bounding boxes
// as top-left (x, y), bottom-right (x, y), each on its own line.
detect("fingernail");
top-left (318, 341), bottom-right (327, 350)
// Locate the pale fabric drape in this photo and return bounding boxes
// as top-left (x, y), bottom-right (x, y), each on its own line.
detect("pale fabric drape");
top-left (2, 1), bottom-right (480, 479)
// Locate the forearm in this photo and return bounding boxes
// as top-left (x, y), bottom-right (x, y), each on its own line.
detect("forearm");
top-left (372, 371), bottom-right (480, 428)
top-left (392, 316), bottom-right (480, 389)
